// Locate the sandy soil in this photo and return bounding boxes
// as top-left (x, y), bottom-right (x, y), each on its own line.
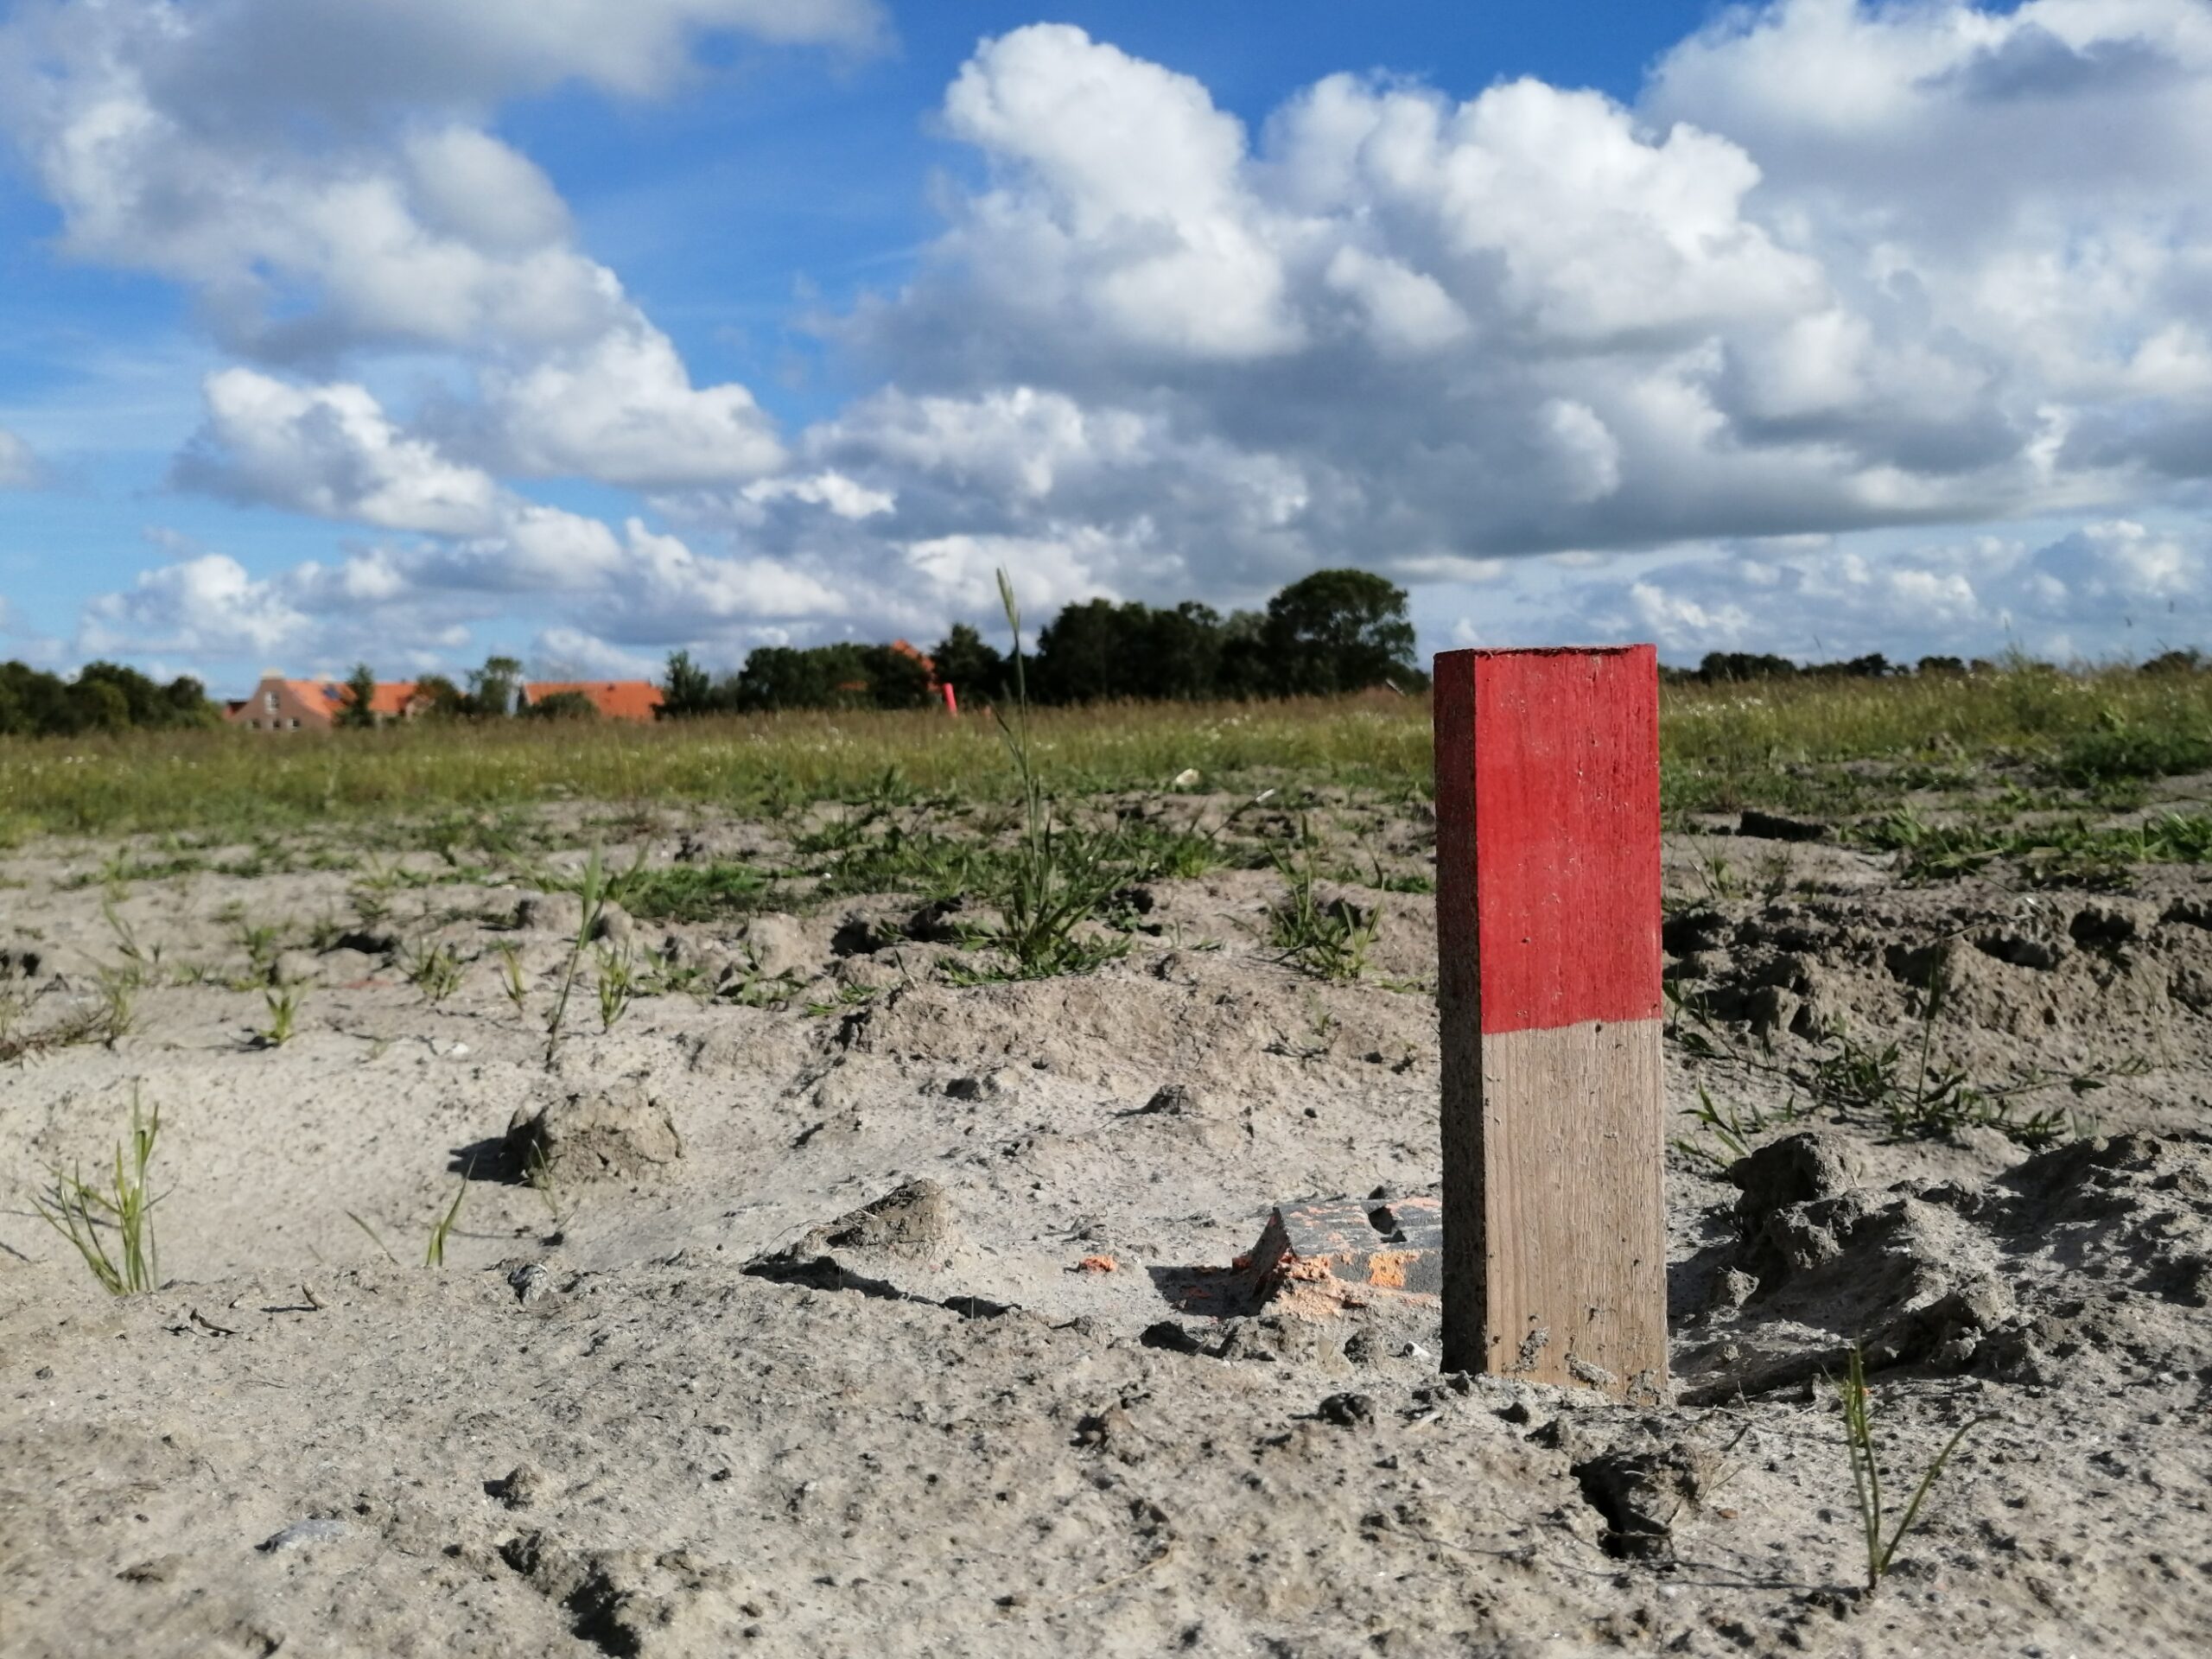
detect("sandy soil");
top-left (3, 799), bottom-right (2209, 1656)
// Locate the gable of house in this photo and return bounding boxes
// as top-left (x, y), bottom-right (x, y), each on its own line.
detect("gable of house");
top-left (226, 674), bottom-right (341, 732)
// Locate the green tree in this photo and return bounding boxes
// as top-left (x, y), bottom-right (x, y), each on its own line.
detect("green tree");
top-left (162, 675), bottom-right (217, 727)
top-left (522, 690), bottom-right (599, 720)
top-left (414, 674), bottom-right (469, 718)
top-left (1261, 569), bottom-right (1417, 696)
top-left (660, 649), bottom-right (715, 718)
top-left (734, 643), bottom-right (872, 711)
top-left (1699, 652), bottom-right (1798, 683)
top-left (467, 655), bottom-right (524, 717)
top-left (929, 623), bottom-right (1006, 703)
top-left (68, 677), bottom-right (130, 733)
top-left (860, 644), bottom-right (935, 709)
top-left (338, 663), bottom-right (378, 728)
top-left (1033, 598), bottom-right (1128, 702)
top-left (1214, 609), bottom-right (1271, 699)
top-left (1138, 601), bottom-right (1224, 700)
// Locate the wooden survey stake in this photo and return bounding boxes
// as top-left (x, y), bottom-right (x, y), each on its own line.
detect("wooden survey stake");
top-left (1433, 646), bottom-right (1666, 1401)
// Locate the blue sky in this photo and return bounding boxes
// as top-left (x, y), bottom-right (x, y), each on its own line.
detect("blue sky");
top-left (3, 0), bottom-right (2209, 694)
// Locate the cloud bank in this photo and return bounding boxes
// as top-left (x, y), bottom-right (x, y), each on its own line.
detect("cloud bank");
top-left (9, 0), bottom-right (2212, 674)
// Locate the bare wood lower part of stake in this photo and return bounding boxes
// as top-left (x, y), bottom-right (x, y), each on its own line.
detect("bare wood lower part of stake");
top-left (1471, 1017), bottom-right (1668, 1402)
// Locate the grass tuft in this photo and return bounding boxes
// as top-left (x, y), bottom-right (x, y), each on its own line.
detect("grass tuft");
top-left (31, 1087), bottom-right (162, 1294)
top-left (1836, 1345), bottom-right (1992, 1592)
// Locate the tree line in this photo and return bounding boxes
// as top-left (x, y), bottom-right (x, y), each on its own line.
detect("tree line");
top-left (1666, 647), bottom-right (2212, 684)
top-left (658, 568), bottom-right (1424, 715)
top-left (0, 660), bottom-right (218, 738)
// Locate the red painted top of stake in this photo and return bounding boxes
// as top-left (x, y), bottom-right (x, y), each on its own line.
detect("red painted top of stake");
top-left (1432, 646), bottom-right (1662, 1035)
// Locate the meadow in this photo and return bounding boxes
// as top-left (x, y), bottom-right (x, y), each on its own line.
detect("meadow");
top-left (3, 661), bottom-right (2211, 846)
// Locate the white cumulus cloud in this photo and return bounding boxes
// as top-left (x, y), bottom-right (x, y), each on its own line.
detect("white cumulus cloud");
top-left (173, 369), bottom-right (504, 534)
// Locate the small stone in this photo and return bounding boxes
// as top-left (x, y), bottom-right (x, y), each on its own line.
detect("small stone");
top-left (1317, 1392), bottom-right (1376, 1428)
top-left (257, 1518), bottom-right (348, 1554)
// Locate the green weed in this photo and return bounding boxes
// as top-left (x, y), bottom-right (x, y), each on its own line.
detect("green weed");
top-left (30, 1088), bottom-right (162, 1294)
top-left (594, 944), bottom-right (637, 1031)
top-left (255, 982), bottom-right (305, 1047)
top-left (613, 861), bottom-right (775, 922)
top-left (494, 941), bottom-right (528, 1011)
top-left (982, 570), bottom-right (1131, 979)
top-left (544, 847), bottom-right (607, 1069)
top-left (403, 938), bottom-right (466, 1003)
top-left (1268, 818), bottom-right (1381, 982)
top-left (424, 1171), bottom-right (469, 1268)
top-left (1671, 1084), bottom-right (1807, 1173)
top-left (1836, 1345), bottom-right (1991, 1592)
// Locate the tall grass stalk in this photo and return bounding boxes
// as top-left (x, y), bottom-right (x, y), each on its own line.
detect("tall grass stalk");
top-left (543, 847), bottom-right (607, 1068)
top-left (986, 570), bottom-right (1128, 977)
top-left (1837, 1345), bottom-right (1991, 1592)
top-left (31, 1088), bottom-right (162, 1294)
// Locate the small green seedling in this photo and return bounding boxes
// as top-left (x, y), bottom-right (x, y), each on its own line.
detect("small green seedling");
top-left (594, 944), bottom-right (636, 1031)
top-left (424, 1171), bottom-right (470, 1268)
top-left (1836, 1345), bottom-right (1992, 1592)
top-left (493, 941), bottom-right (528, 1011)
top-left (256, 982), bottom-right (305, 1047)
top-left (543, 846), bottom-right (607, 1069)
top-left (404, 938), bottom-right (466, 1004)
top-left (101, 893), bottom-right (162, 986)
top-left (31, 1087), bottom-right (162, 1295)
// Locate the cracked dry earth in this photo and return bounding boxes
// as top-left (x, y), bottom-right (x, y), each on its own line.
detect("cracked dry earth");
top-left (3, 799), bottom-right (2211, 1656)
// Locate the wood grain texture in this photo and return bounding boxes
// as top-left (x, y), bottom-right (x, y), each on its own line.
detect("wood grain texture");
top-left (1475, 1019), bottom-right (1667, 1399)
top-left (1432, 646), bottom-right (1666, 1398)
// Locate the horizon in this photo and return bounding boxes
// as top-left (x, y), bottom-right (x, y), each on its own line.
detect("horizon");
top-left (5, 1), bottom-right (2212, 695)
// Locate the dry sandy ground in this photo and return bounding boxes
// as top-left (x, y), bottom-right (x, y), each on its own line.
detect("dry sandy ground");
top-left (3, 799), bottom-right (2210, 1656)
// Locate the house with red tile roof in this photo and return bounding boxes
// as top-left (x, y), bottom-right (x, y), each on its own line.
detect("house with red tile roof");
top-left (520, 680), bottom-right (664, 721)
top-left (225, 673), bottom-right (432, 731)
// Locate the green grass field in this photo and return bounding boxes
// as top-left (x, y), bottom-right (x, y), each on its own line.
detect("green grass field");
top-left (3, 665), bottom-right (2210, 847)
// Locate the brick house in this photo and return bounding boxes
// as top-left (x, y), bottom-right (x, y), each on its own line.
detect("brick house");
top-left (225, 674), bottom-right (429, 732)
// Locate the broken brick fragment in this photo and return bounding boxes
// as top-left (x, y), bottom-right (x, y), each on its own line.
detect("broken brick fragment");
top-left (1243, 1194), bottom-right (1442, 1316)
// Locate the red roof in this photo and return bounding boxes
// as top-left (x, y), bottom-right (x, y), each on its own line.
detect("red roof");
top-left (323, 680), bottom-right (423, 715)
top-left (524, 681), bottom-right (664, 721)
